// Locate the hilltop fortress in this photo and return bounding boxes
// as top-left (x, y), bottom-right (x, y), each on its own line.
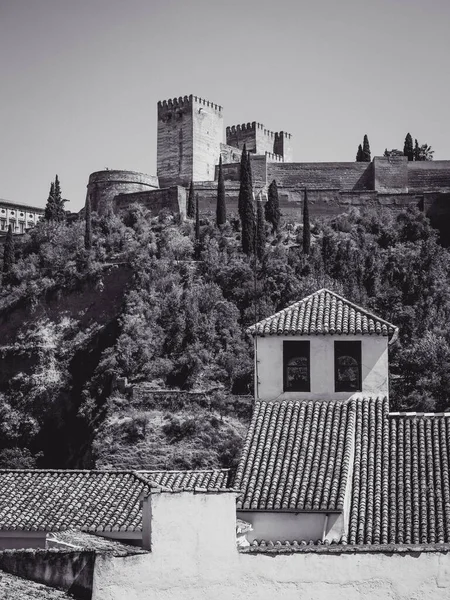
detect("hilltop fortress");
top-left (86, 94), bottom-right (450, 239)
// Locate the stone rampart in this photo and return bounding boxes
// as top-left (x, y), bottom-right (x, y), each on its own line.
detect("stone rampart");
top-left (114, 186), bottom-right (186, 219)
top-left (268, 162), bottom-right (373, 190)
top-left (407, 161), bottom-right (450, 191)
top-left (86, 171), bottom-right (159, 215)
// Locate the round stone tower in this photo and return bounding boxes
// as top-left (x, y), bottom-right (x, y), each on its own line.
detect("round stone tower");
top-left (86, 170), bottom-right (159, 214)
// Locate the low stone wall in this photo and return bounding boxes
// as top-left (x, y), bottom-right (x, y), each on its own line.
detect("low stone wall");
top-left (0, 549), bottom-right (94, 600)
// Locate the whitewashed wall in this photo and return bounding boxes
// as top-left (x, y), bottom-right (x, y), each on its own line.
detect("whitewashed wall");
top-left (93, 491), bottom-right (450, 600)
top-left (255, 334), bottom-right (389, 401)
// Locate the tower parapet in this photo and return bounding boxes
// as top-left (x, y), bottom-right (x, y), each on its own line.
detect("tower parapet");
top-left (226, 121), bottom-right (293, 160)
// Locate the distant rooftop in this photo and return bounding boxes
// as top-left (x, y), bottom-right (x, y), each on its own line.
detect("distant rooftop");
top-left (0, 198), bottom-right (45, 212)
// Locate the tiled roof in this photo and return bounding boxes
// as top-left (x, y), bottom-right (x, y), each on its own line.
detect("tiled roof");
top-left (0, 470), bottom-right (153, 532)
top-left (0, 569), bottom-right (72, 599)
top-left (138, 468), bottom-right (234, 491)
top-left (0, 468), bottom-right (237, 533)
top-left (349, 397), bottom-right (450, 545)
top-left (234, 399), bottom-right (355, 511)
top-left (249, 288), bottom-right (397, 339)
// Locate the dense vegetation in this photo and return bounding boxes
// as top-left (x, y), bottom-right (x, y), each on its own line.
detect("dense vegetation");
top-left (1, 200), bottom-right (450, 470)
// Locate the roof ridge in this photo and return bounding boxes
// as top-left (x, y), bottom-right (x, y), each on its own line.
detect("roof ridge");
top-left (136, 468), bottom-right (232, 474)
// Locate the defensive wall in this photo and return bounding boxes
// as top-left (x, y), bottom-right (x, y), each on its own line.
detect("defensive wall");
top-left (86, 171), bottom-right (159, 215)
top-left (114, 186), bottom-right (187, 219)
top-left (92, 490), bottom-right (450, 600)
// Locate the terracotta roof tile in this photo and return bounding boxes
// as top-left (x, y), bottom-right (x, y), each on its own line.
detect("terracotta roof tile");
top-left (234, 399), bottom-right (355, 511)
top-left (138, 469), bottom-right (233, 490)
top-left (348, 398), bottom-right (450, 545)
top-left (249, 289), bottom-right (397, 339)
top-left (0, 468), bottom-right (233, 533)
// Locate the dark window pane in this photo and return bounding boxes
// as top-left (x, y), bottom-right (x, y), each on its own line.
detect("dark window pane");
top-left (335, 341), bottom-right (361, 392)
top-left (283, 341), bottom-right (310, 392)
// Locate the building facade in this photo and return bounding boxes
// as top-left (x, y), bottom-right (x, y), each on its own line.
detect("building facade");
top-left (0, 199), bottom-right (44, 234)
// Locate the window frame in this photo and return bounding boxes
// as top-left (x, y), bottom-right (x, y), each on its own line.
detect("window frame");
top-left (283, 341), bottom-right (311, 392)
top-left (334, 341), bottom-right (362, 392)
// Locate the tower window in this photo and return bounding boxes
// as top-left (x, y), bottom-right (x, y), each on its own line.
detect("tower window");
top-left (335, 341), bottom-right (361, 392)
top-left (283, 341), bottom-right (310, 392)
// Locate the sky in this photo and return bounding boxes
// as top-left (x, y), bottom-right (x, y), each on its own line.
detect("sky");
top-left (1, 0), bottom-right (449, 212)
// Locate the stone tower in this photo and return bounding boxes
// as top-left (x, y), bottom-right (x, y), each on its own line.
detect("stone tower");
top-left (157, 95), bottom-right (224, 188)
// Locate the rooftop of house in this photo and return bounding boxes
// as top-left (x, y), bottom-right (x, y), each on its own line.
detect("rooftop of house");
top-left (236, 395), bottom-right (450, 546)
top-left (0, 469), bottom-right (234, 533)
top-left (234, 398), bottom-right (354, 512)
top-left (0, 568), bottom-right (72, 599)
top-left (249, 288), bottom-right (398, 340)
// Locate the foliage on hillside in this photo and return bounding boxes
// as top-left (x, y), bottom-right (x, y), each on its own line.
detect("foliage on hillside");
top-left (1, 202), bottom-right (450, 469)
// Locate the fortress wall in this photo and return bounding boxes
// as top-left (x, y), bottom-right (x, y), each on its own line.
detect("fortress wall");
top-left (114, 186), bottom-right (186, 219)
top-left (250, 155), bottom-right (268, 186)
top-left (267, 162), bottom-right (372, 190)
top-left (217, 163), bottom-right (240, 181)
top-left (86, 171), bottom-right (159, 215)
top-left (373, 156), bottom-right (408, 192)
top-left (220, 143), bottom-right (242, 165)
top-left (274, 132), bottom-right (294, 162)
top-left (192, 183), bottom-right (423, 221)
top-left (407, 161), bottom-right (450, 191)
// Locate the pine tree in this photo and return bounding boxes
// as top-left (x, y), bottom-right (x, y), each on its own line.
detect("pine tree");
top-left (85, 196), bottom-right (92, 250)
top-left (264, 179), bottom-right (281, 234)
top-left (362, 135), bottom-right (371, 162)
top-left (303, 188), bottom-right (311, 255)
top-left (240, 150), bottom-right (255, 255)
top-left (404, 133), bottom-right (414, 161)
top-left (256, 195), bottom-right (266, 261)
top-left (187, 180), bottom-right (195, 219)
top-left (216, 156), bottom-right (226, 226)
top-left (2, 224), bottom-right (14, 278)
top-left (356, 144), bottom-right (364, 162)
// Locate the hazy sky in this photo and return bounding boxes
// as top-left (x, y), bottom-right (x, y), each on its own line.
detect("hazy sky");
top-left (1, 0), bottom-right (449, 212)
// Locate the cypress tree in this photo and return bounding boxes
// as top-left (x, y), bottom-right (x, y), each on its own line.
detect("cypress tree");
top-left (238, 144), bottom-right (248, 222)
top-left (187, 180), bottom-right (195, 219)
top-left (53, 175), bottom-right (66, 221)
top-left (195, 193), bottom-right (201, 260)
top-left (362, 135), bottom-right (371, 162)
top-left (356, 144), bottom-right (364, 162)
top-left (264, 179), bottom-right (281, 234)
top-left (216, 156), bottom-right (226, 226)
top-left (414, 139), bottom-right (420, 161)
top-left (256, 194), bottom-right (266, 261)
top-left (404, 133), bottom-right (414, 161)
top-left (44, 181), bottom-right (56, 221)
top-left (85, 196), bottom-right (92, 250)
top-left (241, 151), bottom-right (255, 256)
top-left (2, 224), bottom-right (14, 278)
top-left (303, 188), bottom-right (311, 255)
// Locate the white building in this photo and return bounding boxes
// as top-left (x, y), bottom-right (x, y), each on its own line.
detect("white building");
top-left (0, 198), bottom-right (44, 234)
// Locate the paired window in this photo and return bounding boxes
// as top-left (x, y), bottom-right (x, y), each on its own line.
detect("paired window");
top-left (282, 340), bottom-right (362, 393)
top-left (335, 341), bottom-right (361, 392)
top-left (283, 341), bottom-right (310, 392)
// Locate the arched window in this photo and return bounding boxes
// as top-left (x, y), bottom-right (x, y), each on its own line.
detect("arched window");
top-left (335, 342), bottom-right (361, 392)
top-left (283, 341), bottom-right (310, 392)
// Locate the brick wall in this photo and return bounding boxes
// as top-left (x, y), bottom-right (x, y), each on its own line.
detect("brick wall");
top-left (192, 97), bottom-right (224, 183)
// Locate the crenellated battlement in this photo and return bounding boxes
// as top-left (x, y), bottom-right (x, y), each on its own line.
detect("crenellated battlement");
top-left (265, 151), bottom-right (284, 163)
top-left (157, 94), bottom-right (222, 115)
top-left (275, 130), bottom-right (292, 140)
top-left (226, 122), bottom-right (259, 135)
